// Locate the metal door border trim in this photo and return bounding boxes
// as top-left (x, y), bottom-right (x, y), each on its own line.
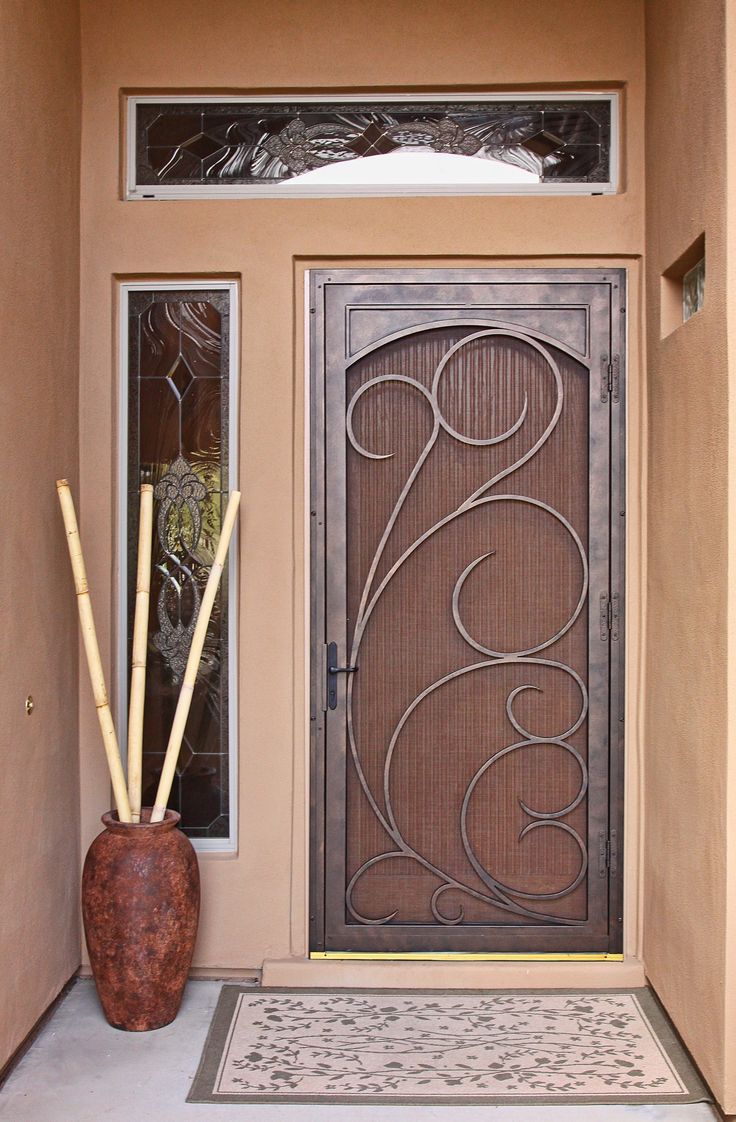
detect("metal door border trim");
top-left (307, 266), bottom-right (626, 956)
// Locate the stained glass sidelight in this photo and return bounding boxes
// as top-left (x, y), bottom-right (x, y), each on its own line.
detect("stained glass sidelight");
top-left (130, 96), bottom-right (614, 194)
top-left (126, 287), bottom-right (233, 840)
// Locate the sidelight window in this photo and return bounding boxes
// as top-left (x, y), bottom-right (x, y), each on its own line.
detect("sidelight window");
top-left (119, 281), bottom-right (239, 850)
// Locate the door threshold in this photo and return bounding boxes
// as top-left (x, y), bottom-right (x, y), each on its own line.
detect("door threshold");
top-left (262, 955), bottom-right (644, 988)
top-left (311, 952), bottom-right (624, 962)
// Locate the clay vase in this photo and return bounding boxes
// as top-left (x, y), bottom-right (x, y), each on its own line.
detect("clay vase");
top-left (82, 808), bottom-right (200, 1031)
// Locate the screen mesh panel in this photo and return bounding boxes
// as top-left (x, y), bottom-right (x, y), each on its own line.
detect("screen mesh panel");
top-left (343, 328), bottom-right (589, 927)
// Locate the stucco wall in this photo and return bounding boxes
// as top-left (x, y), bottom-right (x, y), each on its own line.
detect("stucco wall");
top-left (0, 0), bottom-right (81, 1071)
top-left (727, 7), bottom-right (736, 1115)
top-left (5, 0), bottom-right (736, 1106)
top-left (644, 0), bottom-right (731, 1106)
top-left (78, 0), bottom-right (645, 976)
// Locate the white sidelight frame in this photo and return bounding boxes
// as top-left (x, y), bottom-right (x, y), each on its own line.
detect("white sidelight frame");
top-left (117, 279), bottom-right (240, 854)
top-left (125, 92), bottom-right (620, 201)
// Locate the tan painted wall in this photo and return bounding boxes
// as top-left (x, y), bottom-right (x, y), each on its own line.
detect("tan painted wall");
top-left (724, 5), bottom-right (736, 1116)
top-left (0, 0), bottom-right (81, 1071)
top-left (644, 0), bottom-right (731, 1107)
top-left (78, 0), bottom-right (645, 976)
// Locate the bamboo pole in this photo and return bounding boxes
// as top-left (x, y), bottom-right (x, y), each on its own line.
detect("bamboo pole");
top-left (127, 484), bottom-right (154, 823)
top-left (151, 490), bottom-right (241, 823)
top-left (56, 480), bottom-right (132, 823)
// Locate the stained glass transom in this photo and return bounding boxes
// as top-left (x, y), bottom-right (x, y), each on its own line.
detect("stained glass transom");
top-left (127, 288), bottom-right (232, 839)
top-left (130, 97), bottom-right (614, 194)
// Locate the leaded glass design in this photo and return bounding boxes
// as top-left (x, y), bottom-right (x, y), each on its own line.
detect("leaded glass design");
top-left (683, 257), bottom-right (705, 321)
top-left (127, 288), bottom-right (232, 839)
top-left (132, 97), bottom-right (613, 191)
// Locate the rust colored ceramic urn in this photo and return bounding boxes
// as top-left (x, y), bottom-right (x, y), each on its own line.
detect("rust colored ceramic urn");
top-left (82, 809), bottom-right (200, 1031)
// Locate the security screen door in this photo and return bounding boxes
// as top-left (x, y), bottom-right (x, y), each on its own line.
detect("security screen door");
top-left (309, 269), bottom-right (625, 954)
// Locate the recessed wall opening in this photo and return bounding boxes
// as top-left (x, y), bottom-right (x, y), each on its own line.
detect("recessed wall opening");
top-left (660, 233), bottom-right (705, 337)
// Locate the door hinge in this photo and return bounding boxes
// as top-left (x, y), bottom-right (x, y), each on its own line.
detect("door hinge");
top-left (599, 592), bottom-right (620, 641)
top-left (598, 829), bottom-right (619, 877)
top-left (599, 592), bottom-right (610, 640)
top-left (609, 828), bottom-right (619, 877)
top-left (600, 354), bottom-right (620, 404)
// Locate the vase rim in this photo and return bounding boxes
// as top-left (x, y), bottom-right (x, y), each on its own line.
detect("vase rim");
top-left (101, 808), bottom-right (181, 834)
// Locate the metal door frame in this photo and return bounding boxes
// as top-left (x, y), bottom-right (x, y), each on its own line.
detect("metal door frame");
top-left (308, 267), bottom-right (626, 956)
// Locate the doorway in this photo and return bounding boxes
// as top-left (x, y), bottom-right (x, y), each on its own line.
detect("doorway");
top-left (309, 269), bottom-right (625, 954)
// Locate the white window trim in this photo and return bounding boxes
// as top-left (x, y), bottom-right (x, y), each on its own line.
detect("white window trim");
top-left (118, 280), bottom-right (240, 854)
top-left (125, 91), bottom-right (620, 200)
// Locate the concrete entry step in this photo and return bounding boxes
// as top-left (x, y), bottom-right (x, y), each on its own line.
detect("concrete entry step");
top-left (0, 979), bottom-right (719, 1122)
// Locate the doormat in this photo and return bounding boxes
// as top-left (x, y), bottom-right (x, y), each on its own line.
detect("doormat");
top-left (188, 987), bottom-right (711, 1105)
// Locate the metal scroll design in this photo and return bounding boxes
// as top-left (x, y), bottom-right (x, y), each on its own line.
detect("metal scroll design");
top-left (152, 454), bottom-right (207, 681)
top-left (344, 330), bottom-right (589, 927)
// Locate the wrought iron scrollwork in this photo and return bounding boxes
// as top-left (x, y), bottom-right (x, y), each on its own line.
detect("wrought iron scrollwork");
top-left (344, 329), bottom-right (589, 927)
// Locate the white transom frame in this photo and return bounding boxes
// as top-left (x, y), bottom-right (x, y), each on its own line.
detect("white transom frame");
top-left (125, 91), bottom-right (620, 201)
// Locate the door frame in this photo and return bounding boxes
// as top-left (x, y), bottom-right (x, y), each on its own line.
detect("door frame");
top-left (308, 267), bottom-right (626, 957)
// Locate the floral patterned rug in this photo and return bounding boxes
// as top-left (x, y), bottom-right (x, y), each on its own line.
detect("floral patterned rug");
top-left (188, 987), bottom-right (710, 1105)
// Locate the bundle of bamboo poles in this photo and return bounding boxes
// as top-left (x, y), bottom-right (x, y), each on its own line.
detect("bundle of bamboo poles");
top-left (57, 479), bottom-right (241, 824)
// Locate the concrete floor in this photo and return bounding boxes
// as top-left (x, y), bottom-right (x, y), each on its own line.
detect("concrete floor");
top-left (0, 980), bottom-right (721, 1122)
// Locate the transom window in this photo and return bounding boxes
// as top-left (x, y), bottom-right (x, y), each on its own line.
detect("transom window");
top-left (126, 93), bottom-right (618, 199)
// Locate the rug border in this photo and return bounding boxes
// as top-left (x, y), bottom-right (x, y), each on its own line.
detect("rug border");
top-left (187, 986), bottom-right (712, 1106)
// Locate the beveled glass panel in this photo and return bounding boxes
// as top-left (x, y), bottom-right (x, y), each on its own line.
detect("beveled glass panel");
top-left (127, 288), bottom-right (231, 839)
top-left (134, 98), bottom-right (612, 189)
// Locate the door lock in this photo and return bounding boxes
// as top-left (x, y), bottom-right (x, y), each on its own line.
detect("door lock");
top-left (327, 641), bottom-right (359, 709)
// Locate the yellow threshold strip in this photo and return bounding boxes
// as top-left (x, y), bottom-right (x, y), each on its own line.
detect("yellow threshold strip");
top-left (311, 952), bottom-right (625, 962)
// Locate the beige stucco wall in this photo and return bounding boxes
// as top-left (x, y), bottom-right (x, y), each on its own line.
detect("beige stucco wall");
top-left (724, 3), bottom-right (736, 1115)
top-left (77, 0), bottom-right (646, 973)
top-left (5, 0), bottom-right (736, 1105)
top-left (644, 0), bottom-right (733, 1108)
top-left (77, 0), bottom-right (646, 979)
top-left (78, 0), bottom-right (647, 966)
top-left (0, 0), bottom-right (82, 1072)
